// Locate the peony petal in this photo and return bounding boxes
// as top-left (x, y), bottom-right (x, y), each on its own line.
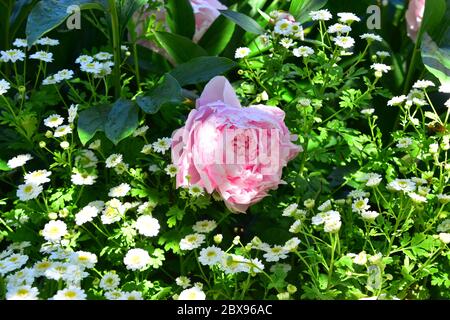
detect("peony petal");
top-left (197, 76), bottom-right (241, 108)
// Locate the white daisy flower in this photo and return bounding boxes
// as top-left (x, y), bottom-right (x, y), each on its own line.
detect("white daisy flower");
top-left (352, 198), bottom-right (370, 213)
top-left (42, 220), bottom-right (67, 242)
top-left (121, 291), bottom-right (143, 300)
top-left (337, 12), bottom-right (360, 23)
top-left (70, 251), bottom-right (97, 269)
top-left (80, 61), bottom-right (102, 74)
top-left (234, 47), bottom-right (251, 59)
top-left (309, 9), bottom-right (332, 21)
top-left (318, 200), bottom-right (332, 211)
top-left (12, 39), bottom-right (28, 48)
top-left (135, 215), bottom-right (160, 237)
top-left (36, 37), bottom-right (59, 46)
top-left (262, 246), bottom-right (289, 262)
top-left (54, 69), bottom-right (74, 82)
top-left (387, 95), bottom-right (407, 106)
top-left (176, 276), bottom-right (191, 289)
top-left (198, 246), bottom-right (224, 266)
top-left (192, 220), bottom-right (217, 233)
top-left (52, 287), bottom-right (86, 300)
top-left (361, 108), bottom-right (375, 115)
top-left (53, 125), bottom-right (72, 138)
top-left (44, 114), bottom-right (64, 128)
top-left (141, 144), bottom-right (153, 154)
top-left (327, 23), bottom-right (352, 34)
top-left (8, 154), bottom-right (33, 169)
top-left (0, 49), bottom-right (26, 63)
top-left (388, 179), bottom-right (416, 192)
top-left (105, 153), bottom-right (123, 168)
top-left (280, 38), bottom-right (294, 48)
top-left (188, 184), bottom-right (204, 197)
top-left (75, 55), bottom-right (94, 64)
top-left (6, 285), bottom-right (39, 300)
top-left (293, 46), bottom-right (314, 57)
top-left (179, 233), bottom-right (206, 251)
top-left (274, 19), bottom-right (293, 35)
top-left (24, 169), bottom-right (51, 185)
top-left (439, 233), bottom-right (450, 244)
top-left (396, 137), bottom-right (413, 149)
top-left (289, 220), bottom-right (302, 233)
top-left (408, 192), bottom-right (427, 203)
top-left (371, 63), bottom-right (391, 76)
top-left (333, 36), bottom-right (355, 48)
top-left (101, 198), bottom-right (125, 224)
top-left (437, 195), bottom-right (450, 205)
top-left (283, 237), bottom-right (301, 251)
top-left (152, 137), bottom-right (172, 154)
top-left (361, 172), bottom-right (382, 187)
top-left (108, 183), bottom-right (131, 198)
top-left (30, 51), bottom-right (53, 63)
top-left (17, 183), bottom-right (43, 201)
top-left (376, 51), bottom-right (390, 58)
top-left (360, 33), bottom-right (383, 42)
top-left (42, 75), bottom-right (59, 85)
top-left (94, 52), bottom-right (113, 60)
top-left (439, 83), bottom-right (450, 93)
top-left (0, 79), bottom-right (11, 95)
top-left (71, 172), bottom-right (97, 185)
top-left (360, 210), bottom-right (379, 221)
top-left (165, 164), bottom-right (178, 177)
top-left (75, 205), bottom-right (99, 225)
top-left (68, 104), bottom-right (78, 123)
top-left (178, 287), bottom-right (206, 300)
top-left (123, 248), bottom-right (151, 271)
top-left (413, 80), bottom-right (435, 89)
top-left (100, 272), bottom-right (120, 291)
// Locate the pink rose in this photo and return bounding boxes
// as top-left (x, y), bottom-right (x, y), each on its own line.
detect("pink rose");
top-left (405, 0), bottom-right (426, 42)
top-left (133, 0), bottom-right (226, 62)
top-left (171, 77), bottom-right (301, 213)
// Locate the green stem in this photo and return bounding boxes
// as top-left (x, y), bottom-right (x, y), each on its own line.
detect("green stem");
top-left (108, 0), bottom-right (121, 99)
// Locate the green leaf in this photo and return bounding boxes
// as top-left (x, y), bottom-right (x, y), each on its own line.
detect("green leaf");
top-left (26, 0), bottom-right (105, 46)
top-left (105, 99), bottom-right (139, 145)
top-left (170, 56), bottom-right (237, 86)
top-left (421, 33), bottom-right (450, 86)
top-left (154, 31), bottom-right (207, 64)
top-left (136, 74), bottom-right (183, 114)
top-left (77, 105), bottom-right (111, 145)
top-left (219, 9), bottom-right (265, 35)
top-left (0, 159), bottom-right (10, 171)
top-left (418, 0), bottom-right (446, 42)
top-left (199, 15), bottom-right (236, 56)
top-left (289, 0), bottom-right (328, 23)
top-left (166, 0), bottom-right (195, 39)
top-left (166, 205), bottom-right (184, 228)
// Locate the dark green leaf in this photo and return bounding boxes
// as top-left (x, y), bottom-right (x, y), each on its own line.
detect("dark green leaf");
top-left (199, 15), bottom-right (236, 56)
top-left (421, 33), bottom-right (450, 86)
top-left (105, 99), bottom-right (139, 145)
top-left (418, 0), bottom-right (446, 42)
top-left (219, 9), bottom-right (265, 35)
top-left (154, 31), bottom-right (207, 64)
top-left (26, 0), bottom-right (105, 46)
top-left (170, 56), bottom-right (236, 86)
top-left (290, 0), bottom-right (328, 23)
top-left (166, 0), bottom-right (195, 39)
top-left (136, 74), bottom-right (183, 114)
top-left (77, 105), bottom-right (111, 145)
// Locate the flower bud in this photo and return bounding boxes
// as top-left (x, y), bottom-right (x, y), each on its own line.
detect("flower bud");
top-left (213, 234), bottom-right (223, 244)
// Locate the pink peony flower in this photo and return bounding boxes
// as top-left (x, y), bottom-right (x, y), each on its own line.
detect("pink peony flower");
top-left (171, 77), bottom-right (301, 213)
top-left (133, 0), bottom-right (226, 63)
top-left (405, 0), bottom-right (426, 42)
top-left (191, 0), bottom-right (227, 43)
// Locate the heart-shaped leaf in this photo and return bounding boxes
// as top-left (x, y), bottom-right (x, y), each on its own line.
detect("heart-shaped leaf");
top-left (77, 104), bottom-right (111, 145)
top-left (105, 99), bottom-right (140, 145)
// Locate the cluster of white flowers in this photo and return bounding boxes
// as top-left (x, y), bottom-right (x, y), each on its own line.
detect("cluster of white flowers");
top-left (0, 242), bottom-right (100, 300)
top-left (312, 209), bottom-right (342, 233)
top-left (75, 52), bottom-right (114, 78)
